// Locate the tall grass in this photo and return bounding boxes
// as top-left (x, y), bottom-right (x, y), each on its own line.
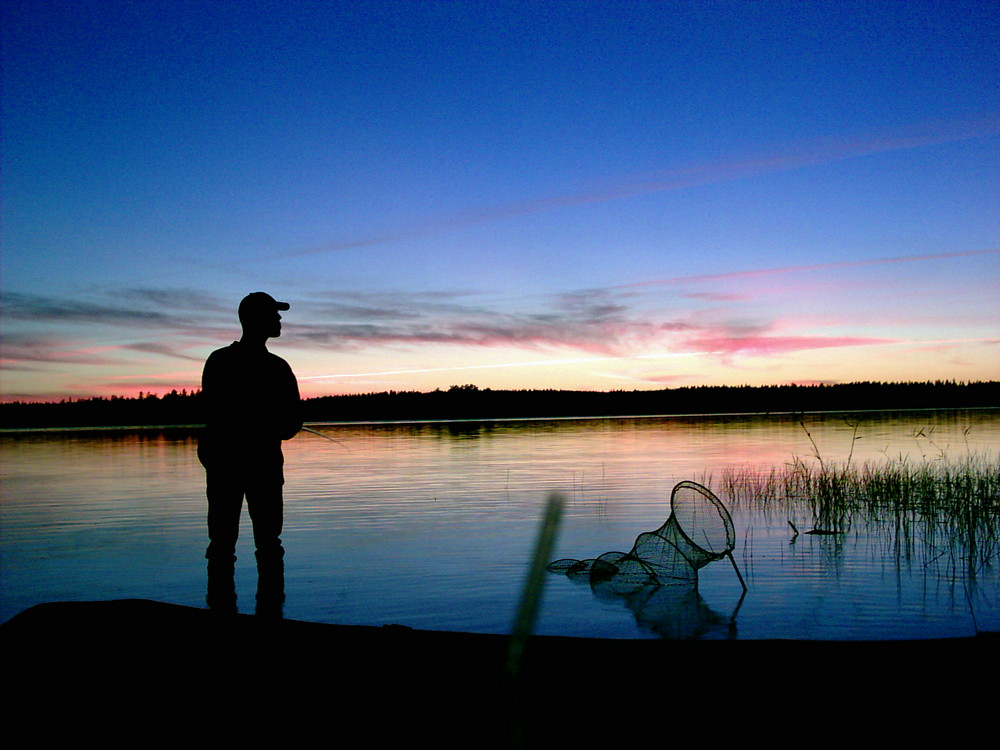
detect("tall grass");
top-left (720, 450), bottom-right (1000, 580)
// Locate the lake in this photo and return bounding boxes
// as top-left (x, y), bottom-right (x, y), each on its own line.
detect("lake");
top-left (1, 409), bottom-right (998, 639)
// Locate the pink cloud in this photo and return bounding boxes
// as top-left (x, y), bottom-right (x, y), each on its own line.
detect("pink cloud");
top-left (621, 249), bottom-right (999, 290)
top-left (105, 371), bottom-right (201, 381)
top-left (681, 291), bottom-right (752, 302)
top-left (0, 336), bottom-right (124, 368)
top-left (682, 334), bottom-right (898, 356)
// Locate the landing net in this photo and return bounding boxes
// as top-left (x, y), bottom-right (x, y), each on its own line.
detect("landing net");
top-left (548, 480), bottom-right (741, 590)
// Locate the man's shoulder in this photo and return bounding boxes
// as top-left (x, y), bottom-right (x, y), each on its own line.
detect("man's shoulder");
top-left (206, 342), bottom-right (241, 363)
top-left (265, 349), bottom-right (291, 365)
top-left (205, 342), bottom-right (294, 375)
top-left (265, 350), bottom-right (296, 380)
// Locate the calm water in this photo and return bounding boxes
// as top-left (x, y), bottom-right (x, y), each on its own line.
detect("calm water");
top-left (2, 410), bottom-right (998, 639)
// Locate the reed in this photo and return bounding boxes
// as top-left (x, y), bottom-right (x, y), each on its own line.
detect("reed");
top-left (720, 450), bottom-right (1000, 579)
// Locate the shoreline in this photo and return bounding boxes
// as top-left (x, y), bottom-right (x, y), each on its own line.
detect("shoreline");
top-left (4, 380), bottom-right (997, 432)
top-left (4, 599), bottom-right (997, 743)
top-left (1, 403), bottom-right (997, 435)
top-left (6, 597), bottom-right (997, 642)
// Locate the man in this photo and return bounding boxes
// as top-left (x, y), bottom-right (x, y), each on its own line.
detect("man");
top-left (198, 292), bottom-right (302, 609)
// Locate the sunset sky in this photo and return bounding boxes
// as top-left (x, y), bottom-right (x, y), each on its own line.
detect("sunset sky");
top-left (2, 1), bottom-right (998, 401)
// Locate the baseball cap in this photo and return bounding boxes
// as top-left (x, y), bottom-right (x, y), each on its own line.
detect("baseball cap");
top-left (238, 291), bottom-right (290, 321)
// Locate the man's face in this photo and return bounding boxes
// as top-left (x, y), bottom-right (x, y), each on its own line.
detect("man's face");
top-left (266, 310), bottom-right (282, 338)
top-left (245, 308), bottom-right (282, 339)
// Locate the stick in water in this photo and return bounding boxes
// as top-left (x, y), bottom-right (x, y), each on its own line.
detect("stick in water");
top-left (506, 493), bottom-right (564, 680)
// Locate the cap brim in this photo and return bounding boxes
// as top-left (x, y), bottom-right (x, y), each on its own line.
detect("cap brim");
top-left (275, 301), bottom-right (290, 311)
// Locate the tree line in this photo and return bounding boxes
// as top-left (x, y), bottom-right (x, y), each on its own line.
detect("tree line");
top-left (1, 380), bottom-right (997, 429)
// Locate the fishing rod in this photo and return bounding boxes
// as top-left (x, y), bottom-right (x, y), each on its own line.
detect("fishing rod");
top-left (301, 425), bottom-right (350, 450)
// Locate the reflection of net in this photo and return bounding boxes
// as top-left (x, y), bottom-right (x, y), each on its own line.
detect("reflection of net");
top-left (548, 481), bottom-right (737, 588)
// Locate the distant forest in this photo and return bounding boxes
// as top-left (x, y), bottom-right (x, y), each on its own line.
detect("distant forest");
top-left (1, 380), bottom-right (997, 429)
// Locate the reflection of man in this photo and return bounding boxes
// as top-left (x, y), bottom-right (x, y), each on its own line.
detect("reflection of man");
top-left (198, 292), bottom-right (302, 611)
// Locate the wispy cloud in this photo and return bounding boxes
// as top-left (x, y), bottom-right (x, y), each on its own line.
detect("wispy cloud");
top-left (617, 249), bottom-right (999, 289)
top-left (0, 333), bottom-right (206, 372)
top-left (288, 287), bottom-right (668, 356)
top-left (113, 287), bottom-right (232, 315)
top-left (299, 355), bottom-right (624, 381)
top-left (0, 333), bottom-right (126, 368)
top-left (1, 292), bottom-right (173, 326)
top-left (281, 114), bottom-right (1000, 257)
top-left (119, 342), bottom-right (205, 362)
top-left (680, 333), bottom-right (898, 357)
top-left (681, 291), bottom-right (752, 302)
top-left (4, 248), bottom-right (993, 395)
top-left (293, 286), bottom-right (904, 383)
top-left (0, 288), bottom-right (231, 373)
top-left (0, 287), bottom-right (230, 328)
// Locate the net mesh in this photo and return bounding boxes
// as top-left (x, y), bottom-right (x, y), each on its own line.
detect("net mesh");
top-left (548, 480), bottom-right (736, 588)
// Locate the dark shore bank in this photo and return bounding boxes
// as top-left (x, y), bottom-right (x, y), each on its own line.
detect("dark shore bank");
top-left (4, 599), bottom-right (995, 746)
top-left (3, 380), bottom-right (997, 429)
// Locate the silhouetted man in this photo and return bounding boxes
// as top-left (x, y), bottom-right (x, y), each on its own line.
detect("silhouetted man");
top-left (198, 292), bottom-right (302, 613)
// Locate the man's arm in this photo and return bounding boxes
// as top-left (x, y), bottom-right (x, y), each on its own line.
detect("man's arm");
top-left (279, 359), bottom-right (303, 440)
top-left (200, 350), bottom-right (221, 428)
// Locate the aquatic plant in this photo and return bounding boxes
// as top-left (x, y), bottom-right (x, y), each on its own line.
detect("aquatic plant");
top-left (720, 450), bottom-right (1000, 580)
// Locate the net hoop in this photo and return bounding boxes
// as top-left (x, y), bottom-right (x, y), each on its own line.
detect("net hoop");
top-left (548, 480), bottom-right (742, 592)
top-left (668, 480), bottom-right (736, 560)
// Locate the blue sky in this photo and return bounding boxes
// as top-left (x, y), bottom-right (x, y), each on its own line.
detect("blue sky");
top-left (2, 1), bottom-right (997, 400)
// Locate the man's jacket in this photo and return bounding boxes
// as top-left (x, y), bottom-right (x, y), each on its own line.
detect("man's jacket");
top-left (197, 341), bottom-right (302, 478)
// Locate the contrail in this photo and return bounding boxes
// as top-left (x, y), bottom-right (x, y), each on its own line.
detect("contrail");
top-left (299, 355), bottom-right (627, 381)
top-left (299, 352), bottom-right (709, 382)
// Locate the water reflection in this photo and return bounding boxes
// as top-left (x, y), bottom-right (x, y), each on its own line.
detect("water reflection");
top-left (548, 562), bottom-right (744, 639)
top-left (206, 560), bottom-right (238, 614)
top-left (206, 558), bottom-right (285, 618)
top-left (1, 409), bottom-right (997, 638)
top-left (549, 480), bottom-right (747, 638)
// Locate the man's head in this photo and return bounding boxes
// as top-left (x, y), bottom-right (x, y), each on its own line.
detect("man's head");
top-left (238, 292), bottom-right (289, 340)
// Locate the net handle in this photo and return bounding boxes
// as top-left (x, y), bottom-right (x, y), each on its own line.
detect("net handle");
top-left (727, 551), bottom-right (747, 592)
top-left (671, 481), bottom-right (746, 590)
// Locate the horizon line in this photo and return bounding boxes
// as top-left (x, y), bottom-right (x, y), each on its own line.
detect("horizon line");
top-left (2, 377), bottom-right (997, 406)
